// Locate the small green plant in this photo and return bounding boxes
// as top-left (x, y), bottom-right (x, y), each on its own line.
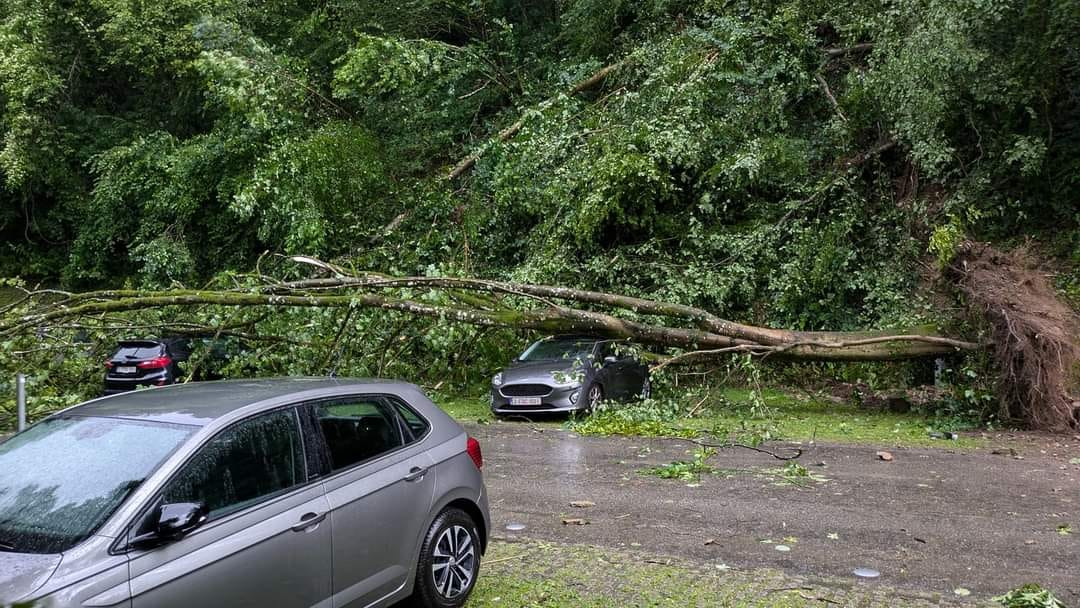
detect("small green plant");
top-left (928, 217), bottom-right (965, 269)
top-left (993, 583), bottom-right (1066, 608)
top-left (709, 419), bottom-right (780, 447)
top-left (764, 462), bottom-right (830, 486)
top-left (927, 358), bottom-right (998, 430)
top-left (642, 447), bottom-right (717, 481)
top-left (736, 355), bottom-right (773, 419)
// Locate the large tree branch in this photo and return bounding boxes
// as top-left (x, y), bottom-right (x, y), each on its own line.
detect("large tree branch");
top-left (264, 275), bottom-right (978, 354)
top-left (446, 62), bottom-right (623, 180)
top-left (823, 43), bottom-right (875, 58)
top-left (2, 289), bottom-right (746, 352)
top-left (5, 271), bottom-right (981, 362)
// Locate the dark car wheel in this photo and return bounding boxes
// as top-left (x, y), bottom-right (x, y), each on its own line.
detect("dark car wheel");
top-left (584, 383), bottom-right (604, 411)
top-left (409, 508), bottom-right (481, 608)
top-left (640, 375), bottom-right (652, 400)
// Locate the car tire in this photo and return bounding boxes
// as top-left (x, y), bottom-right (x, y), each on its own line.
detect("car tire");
top-left (583, 383), bottom-right (604, 411)
top-left (408, 508), bottom-right (482, 608)
top-left (640, 375), bottom-right (652, 400)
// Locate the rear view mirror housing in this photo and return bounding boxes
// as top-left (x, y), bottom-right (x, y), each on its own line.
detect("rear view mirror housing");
top-left (132, 502), bottom-right (208, 548)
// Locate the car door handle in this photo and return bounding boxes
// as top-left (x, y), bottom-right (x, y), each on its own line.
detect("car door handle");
top-left (403, 466), bottom-right (428, 482)
top-left (291, 511), bottom-right (327, 532)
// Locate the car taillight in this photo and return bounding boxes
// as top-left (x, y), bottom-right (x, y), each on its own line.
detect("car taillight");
top-left (136, 356), bottom-right (171, 369)
top-left (466, 436), bottom-right (483, 470)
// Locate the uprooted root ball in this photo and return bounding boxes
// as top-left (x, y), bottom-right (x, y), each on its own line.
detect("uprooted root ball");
top-left (952, 242), bottom-right (1079, 431)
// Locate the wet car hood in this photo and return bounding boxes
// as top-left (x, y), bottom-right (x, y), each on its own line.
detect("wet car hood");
top-left (502, 359), bottom-right (591, 384)
top-left (0, 552), bottom-right (62, 603)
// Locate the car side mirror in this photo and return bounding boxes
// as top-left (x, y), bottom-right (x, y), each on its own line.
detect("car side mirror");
top-left (132, 502), bottom-right (207, 547)
top-left (603, 355), bottom-right (618, 365)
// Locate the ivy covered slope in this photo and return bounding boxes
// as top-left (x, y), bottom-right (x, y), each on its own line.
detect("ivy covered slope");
top-left (0, 4), bottom-right (1076, 381)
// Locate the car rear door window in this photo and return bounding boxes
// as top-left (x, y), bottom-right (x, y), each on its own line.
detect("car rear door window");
top-left (390, 399), bottom-right (430, 443)
top-left (315, 399), bottom-right (404, 471)
top-left (162, 409), bottom-right (305, 519)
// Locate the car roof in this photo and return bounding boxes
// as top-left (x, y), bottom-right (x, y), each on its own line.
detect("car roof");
top-left (64, 377), bottom-right (412, 427)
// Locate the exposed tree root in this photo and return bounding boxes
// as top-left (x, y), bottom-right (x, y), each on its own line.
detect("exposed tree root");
top-left (952, 242), bottom-right (1080, 430)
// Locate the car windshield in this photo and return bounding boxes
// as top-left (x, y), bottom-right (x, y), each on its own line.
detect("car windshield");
top-left (519, 339), bottom-right (595, 362)
top-left (0, 416), bottom-right (194, 554)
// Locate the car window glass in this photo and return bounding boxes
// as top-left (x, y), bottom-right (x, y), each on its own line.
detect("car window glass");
top-left (113, 343), bottom-right (164, 360)
top-left (316, 399), bottom-right (404, 470)
top-left (162, 409), bottom-right (305, 519)
top-left (391, 400), bottom-right (430, 443)
top-left (0, 417), bottom-right (194, 554)
top-left (519, 339), bottom-right (595, 362)
top-left (297, 405), bottom-right (332, 479)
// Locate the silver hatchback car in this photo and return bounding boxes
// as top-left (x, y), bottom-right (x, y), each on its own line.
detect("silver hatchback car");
top-left (0, 378), bottom-right (490, 608)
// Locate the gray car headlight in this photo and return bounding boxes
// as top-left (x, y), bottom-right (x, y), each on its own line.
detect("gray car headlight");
top-left (492, 372), bottom-right (503, 387)
top-left (550, 373), bottom-right (582, 388)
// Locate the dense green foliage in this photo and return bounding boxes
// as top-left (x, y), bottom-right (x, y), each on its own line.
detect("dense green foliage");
top-left (1, 0), bottom-right (1077, 417)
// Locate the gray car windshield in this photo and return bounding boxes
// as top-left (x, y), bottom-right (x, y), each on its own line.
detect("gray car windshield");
top-left (519, 339), bottom-right (594, 361)
top-left (0, 416), bottom-right (194, 554)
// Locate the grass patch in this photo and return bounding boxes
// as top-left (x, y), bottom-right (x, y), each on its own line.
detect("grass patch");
top-left (433, 386), bottom-right (988, 448)
top-left (432, 394), bottom-right (495, 424)
top-left (468, 539), bottom-right (970, 607)
top-left (683, 387), bottom-right (986, 448)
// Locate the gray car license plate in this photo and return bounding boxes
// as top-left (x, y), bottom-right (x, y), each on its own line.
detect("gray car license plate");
top-left (510, 397), bottom-right (542, 406)
top-left (116, 366), bottom-right (137, 374)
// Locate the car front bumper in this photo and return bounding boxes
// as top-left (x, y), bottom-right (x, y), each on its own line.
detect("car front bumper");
top-left (490, 384), bottom-right (586, 414)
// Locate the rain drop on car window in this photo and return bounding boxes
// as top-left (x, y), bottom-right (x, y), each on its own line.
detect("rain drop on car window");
top-left (0, 417), bottom-right (194, 554)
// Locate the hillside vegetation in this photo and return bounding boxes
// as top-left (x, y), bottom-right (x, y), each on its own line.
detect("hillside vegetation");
top-left (1, 0), bottom-right (1077, 427)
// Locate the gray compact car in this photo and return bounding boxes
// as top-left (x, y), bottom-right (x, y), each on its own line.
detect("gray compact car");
top-left (0, 378), bottom-right (490, 608)
top-left (490, 335), bottom-right (650, 415)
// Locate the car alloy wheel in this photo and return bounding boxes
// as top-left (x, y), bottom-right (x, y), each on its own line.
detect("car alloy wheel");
top-left (432, 525), bottom-right (476, 599)
top-left (586, 384), bottom-right (603, 410)
top-left (411, 508), bottom-right (481, 608)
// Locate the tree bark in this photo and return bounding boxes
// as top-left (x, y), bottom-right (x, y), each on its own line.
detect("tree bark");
top-left (823, 43), bottom-right (875, 58)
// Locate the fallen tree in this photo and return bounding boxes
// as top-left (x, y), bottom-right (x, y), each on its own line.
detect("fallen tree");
top-left (9, 256), bottom-right (1079, 430)
top-left (3, 263), bottom-right (980, 363)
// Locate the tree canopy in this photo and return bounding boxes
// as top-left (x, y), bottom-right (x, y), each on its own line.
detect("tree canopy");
top-left (1, 0), bottom-right (1077, 427)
